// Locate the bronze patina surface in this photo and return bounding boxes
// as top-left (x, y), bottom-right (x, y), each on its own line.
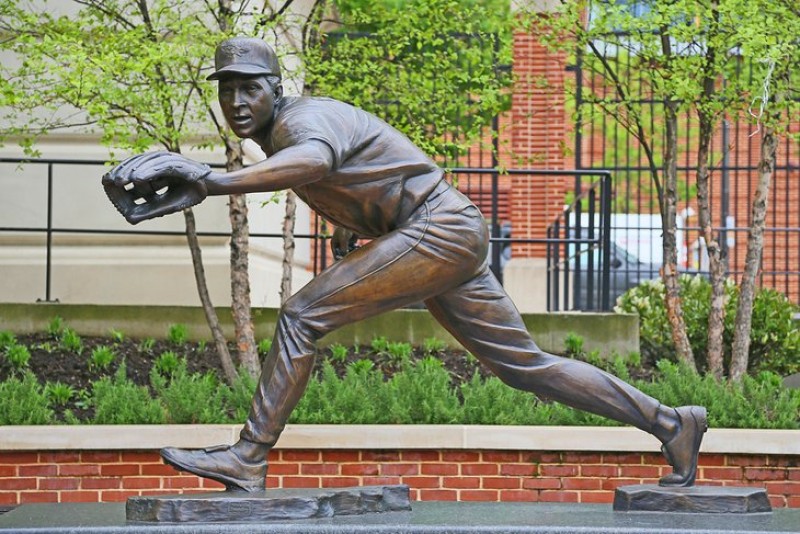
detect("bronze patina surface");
top-left (102, 37), bottom-right (708, 503)
top-left (613, 485), bottom-right (772, 514)
top-left (126, 485), bottom-right (411, 523)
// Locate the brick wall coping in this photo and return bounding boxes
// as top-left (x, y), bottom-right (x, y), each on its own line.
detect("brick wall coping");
top-left (1, 425), bottom-right (798, 455)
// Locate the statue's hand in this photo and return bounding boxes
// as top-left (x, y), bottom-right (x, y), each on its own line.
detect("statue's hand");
top-left (102, 151), bottom-right (211, 224)
top-left (331, 227), bottom-right (359, 260)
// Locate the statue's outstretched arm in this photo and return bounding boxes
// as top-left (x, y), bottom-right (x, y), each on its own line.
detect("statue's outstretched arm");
top-left (206, 140), bottom-right (333, 195)
top-left (102, 140), bottom-right (333, 224)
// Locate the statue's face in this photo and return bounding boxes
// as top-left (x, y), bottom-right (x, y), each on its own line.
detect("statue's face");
top-left (218, 76), bottom-right (281, 140)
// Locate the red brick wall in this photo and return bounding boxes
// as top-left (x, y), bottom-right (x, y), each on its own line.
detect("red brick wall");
top-left (508, 29), bottom-right (570, 258)
top-left (1, 449), bottom-right (797, 508)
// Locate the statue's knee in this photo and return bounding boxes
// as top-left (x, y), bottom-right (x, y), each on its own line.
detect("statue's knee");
top-left (280, 294), bottom-right (303, 322)
top-left (278, 297), bottom-right (321, 345)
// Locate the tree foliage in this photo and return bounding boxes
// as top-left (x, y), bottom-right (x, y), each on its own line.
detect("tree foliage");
top-left (0, 0), bottom-right (515, 381)
top-left (0, 0), bottom-right (288, 382)
top-left (1, 1), bottom-right (210, 153)
top-left (527, 0), bottom-right (800, 378)
top-left (304, 0), bottom-right (513, 163)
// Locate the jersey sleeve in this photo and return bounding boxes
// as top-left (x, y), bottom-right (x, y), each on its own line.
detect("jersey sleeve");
top-left (270, 101), bottom-right (348, 170)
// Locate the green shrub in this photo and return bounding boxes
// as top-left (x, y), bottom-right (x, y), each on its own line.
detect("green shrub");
top-left (5, 343), bottom-right (31, 373)
top-left (563, 332), bottom-right (584, 357)
top-left (108, 329), bottom-right (125, 343)
top-left (459, 374), bottom-right (611, 426)
top-left (386, 341), bottom-right (413, 366)
top-left (89, 364), bottom-right (164, 424)
top-left (154, 351), bottom-right (182, 376)
top-left (749, 288), bottom-right (800, 376)
top-left (59, 328), bottom-right (83, 354)
top-left (561, 332), bottom-right (639, 382)
top-left (62, 410), bottom-right (81, 425)
top-left (167, 324), bottom-right (189, 345)
top-left (461, 373), bottom-right (536, 425)
top-left (364, 337), bottom-right (414, 365)
top-left (44, 381), bottom-right (76, 406)
top-left (383, 357), bottom-right (460, 424)
top-left (463, 351), bottom-right (480, 372)
top-left (423, 336), bottom-right (447, 355)
top-left (370, 336), bottom-right (390, 354)
top-left (636, 360), bottom-right (800, 429)
top-left (88, 346), bottom-right (115, 371)
top-left (0, 330), bottom-right (16, 351)
top-left (150, 361), bottom-right (224, 424)
top-left (616, 275), bottom-right (800, 376)
top-left (328, 343), bottom-right (349, 363)
top-left (0, 372), bottom-right (54, 424)
top-left (292, 360), bottom-right (386, 424)
top-left (47, 316), bottom-right (64, 337)
top-left (138, 337), bottom-right (156, 353)
top-left (210, 369), bottom-right (257, 423)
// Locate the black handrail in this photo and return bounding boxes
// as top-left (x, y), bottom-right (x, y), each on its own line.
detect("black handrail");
top-left (0, 158), bottom-right (613, 306)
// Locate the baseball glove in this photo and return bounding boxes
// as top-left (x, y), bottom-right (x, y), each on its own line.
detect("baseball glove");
top-left (102, 151), bottom-right (211, 225)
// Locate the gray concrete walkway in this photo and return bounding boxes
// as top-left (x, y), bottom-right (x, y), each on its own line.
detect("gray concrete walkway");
top-left (1, 501), bottom-right (798, 534)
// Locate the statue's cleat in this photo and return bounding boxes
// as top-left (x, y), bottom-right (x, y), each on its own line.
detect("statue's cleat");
top-left (658, 406), bottom-right (708, 487)
top-left (161, 444), bottom-right (267, 492)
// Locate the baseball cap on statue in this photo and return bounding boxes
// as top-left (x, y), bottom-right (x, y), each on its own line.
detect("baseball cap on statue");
top-left (207, 37), bottom-right (281, 81)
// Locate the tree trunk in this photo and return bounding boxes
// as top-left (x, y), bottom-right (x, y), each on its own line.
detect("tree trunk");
top-left (280, 190), bottom-right (297, 305)
top-left (730, 101), bottom-right (781, 382)
top-left (697, 121), bottom-right (727, 379)
top-left (657, 27), bottom-right (695, 371)
top-left (662, 98), bottom-right (696, 371)
top-left (183, 208), bottom-right (238, 384)
top-left (226, 141), bottom-right (260, 379)
top-left (695, 4), bottom-right (726, 378)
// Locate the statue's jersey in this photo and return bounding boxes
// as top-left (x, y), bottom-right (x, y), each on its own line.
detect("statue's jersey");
top-left (264, 96), bottom-right (443, 238)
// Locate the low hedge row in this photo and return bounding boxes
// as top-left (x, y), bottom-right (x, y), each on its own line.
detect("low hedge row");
top-left (1, 352), bottom-right (798, 429)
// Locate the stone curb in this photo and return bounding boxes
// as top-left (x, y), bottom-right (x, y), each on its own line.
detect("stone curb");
top-left (1, 425), bottom-right (798, 455)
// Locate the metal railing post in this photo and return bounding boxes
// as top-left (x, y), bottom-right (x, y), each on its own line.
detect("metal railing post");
top-left (552, 219), bottom-right (561, 312)
top-left (600, 173), bottom-right (613, 311)
top-left (546, 225), bottom-right (552, 311)
top-left (587, 188), bottom-right (596, 310)
top-left (572, 196), bottom-right (582, 310)
top-left (39, 163), bottom-right (55, 303)
top-left (490, 172), bottom-right (501, 283)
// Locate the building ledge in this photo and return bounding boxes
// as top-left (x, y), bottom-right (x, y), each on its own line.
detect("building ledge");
top-left (1, 425), bottom-right (797, 455)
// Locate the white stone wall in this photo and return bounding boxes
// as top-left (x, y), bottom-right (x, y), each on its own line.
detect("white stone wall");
top-left (0, 138), bottom-right (313, 308)
top-left (0, 1), bottom-right (321, 307)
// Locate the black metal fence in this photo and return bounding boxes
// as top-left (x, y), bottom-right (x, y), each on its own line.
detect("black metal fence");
top-left (546, 172), bottom-right (613, 312)
top-left (1, 158), bottom-right (610, 305)
top-left (0, 157), bottom-right (321, 303)
top-left (568, 35), bottom-right (800, 308)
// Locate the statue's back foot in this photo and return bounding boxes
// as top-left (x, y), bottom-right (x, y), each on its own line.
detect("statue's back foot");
top-left (658, 405), bottom-right (708, 487)
top-left (161, 443), bottom-right (267, 492)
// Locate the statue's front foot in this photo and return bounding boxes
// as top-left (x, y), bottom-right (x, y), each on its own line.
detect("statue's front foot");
top-left (658, 405), bottom-right (708, 487)
top-left (161, 441), bottom-right (267, 492)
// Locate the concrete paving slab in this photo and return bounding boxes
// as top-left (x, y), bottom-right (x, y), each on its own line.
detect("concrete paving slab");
top-left (1, 501), bottom-right (798, 534)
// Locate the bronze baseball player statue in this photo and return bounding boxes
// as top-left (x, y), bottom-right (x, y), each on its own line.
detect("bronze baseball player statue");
top-left (103, 37), bottom-right (707, 492)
